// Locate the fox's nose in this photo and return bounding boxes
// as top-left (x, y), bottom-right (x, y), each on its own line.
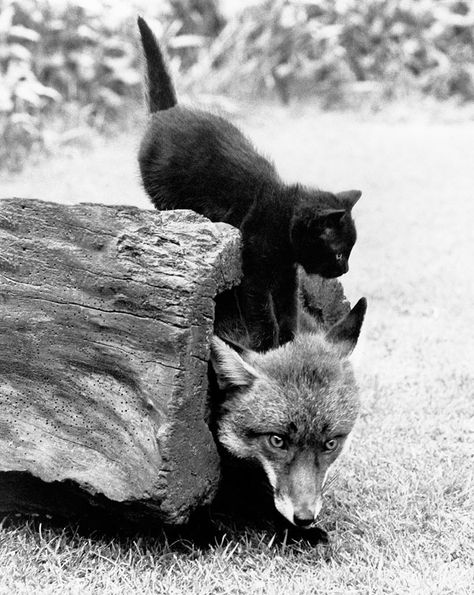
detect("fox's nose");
top-left (293, 512), bottom-right (314, 527)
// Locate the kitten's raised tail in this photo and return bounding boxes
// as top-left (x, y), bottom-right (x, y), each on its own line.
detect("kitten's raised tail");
top-left (137, 16), bottom-right (177, 112)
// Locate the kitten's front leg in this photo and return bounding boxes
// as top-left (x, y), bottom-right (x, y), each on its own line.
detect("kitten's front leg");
top-left (238, 276), bottom-right (279, 352)
top-left (272, 268), bottom-right (298, 346)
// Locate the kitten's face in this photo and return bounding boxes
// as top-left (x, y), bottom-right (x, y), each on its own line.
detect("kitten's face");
top-left (290, 191), bottom-right (359, 278)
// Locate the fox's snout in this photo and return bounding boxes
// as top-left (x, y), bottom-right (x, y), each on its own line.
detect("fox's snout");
top-left (266, 450), bottom-right (327, 529)
top-left (274, 492), bottom-right (323, 528)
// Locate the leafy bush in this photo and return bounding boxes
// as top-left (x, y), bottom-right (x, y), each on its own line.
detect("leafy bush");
top-left (0, 0), bottom-right (223, 171)
top-left (196, 0), bottom-right (474, 105)
top-left (1, 0), bottom-right (473, 171)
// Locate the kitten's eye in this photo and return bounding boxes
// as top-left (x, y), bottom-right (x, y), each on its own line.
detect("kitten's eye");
top-left (323, 438), bottom-right (339, 452)
top-left (268, 435), bottom-right (287, 450)
top-left (335, 253), bottom-right (344, 262)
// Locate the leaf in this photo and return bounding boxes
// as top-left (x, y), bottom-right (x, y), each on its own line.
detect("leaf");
top-left (13, 77), bottom-right (60, 106)
top-left (0, 83), bottom-right (14, 112)
top-left (317, 24), bottom-right (344, 41)
top-left (433, 6), bottom-right (474, 28)
top-left (35, 84), bottom-right (61, 101)
top-left (10, 112), bottom-right (35, 125)
top-left (77, 24), bottom-right (99, 42)
top-left (14, 80), bottom-right (42, 106)
top-left (8, 25), bottom-right (40, 43)
top-left (111, 68), bottom-right (141, 86)
top-left (279, 5), bottom-right (299, 28)
top-left (273, 63), bottom-right (294, 78)
top-left (97, 87), bottom-right (123, 108)
top-left (102, 56), bottom-right (141, 86)
top-left (7, 44), bottom-right (32, 62)
top-left (70, 52), bottom-right (96, 82)
top-left (0, 5), bottom-right (14, 35)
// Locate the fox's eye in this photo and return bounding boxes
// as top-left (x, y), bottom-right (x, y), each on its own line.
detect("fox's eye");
top-left (335, 253), bottom-right (343, 262)
top-left (268, 435), bottom-right (286, 449)
top-left (324, 438), bottom-right (339, 452)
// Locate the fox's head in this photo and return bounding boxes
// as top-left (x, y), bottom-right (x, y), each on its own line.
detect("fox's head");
top-left (210, 298), bottom-right (366, 529)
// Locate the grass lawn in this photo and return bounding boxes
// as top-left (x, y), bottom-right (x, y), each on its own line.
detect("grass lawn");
top-left (0, 105), bottom-right (473, 594)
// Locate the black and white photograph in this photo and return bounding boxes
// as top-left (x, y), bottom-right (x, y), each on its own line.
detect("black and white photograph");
top-left (0, 0), bottom-right (472, 593)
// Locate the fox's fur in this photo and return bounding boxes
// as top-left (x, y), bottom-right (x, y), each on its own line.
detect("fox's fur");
top-left (210, 298), bottom-right (366, 529)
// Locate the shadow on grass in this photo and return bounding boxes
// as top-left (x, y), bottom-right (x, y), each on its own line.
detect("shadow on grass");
top-left (0, 467), bottom-right (329, 556)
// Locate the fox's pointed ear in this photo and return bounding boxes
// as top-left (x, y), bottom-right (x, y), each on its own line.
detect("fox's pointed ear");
top-left (210, 336), bottom-right (259, 391)
top-left (336, 190), bottom-right (362, 210)
top-left (326, 298), bottom-right (367, 356)
top-left (218, 336), bottom-right (252, 359)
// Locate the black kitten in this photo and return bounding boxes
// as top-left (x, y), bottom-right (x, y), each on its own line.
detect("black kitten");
top-left (137, 17), bottom-right (361, 351)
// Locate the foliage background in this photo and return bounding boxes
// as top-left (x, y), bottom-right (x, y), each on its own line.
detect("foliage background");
top-left (1, 0), bottom-right (473, 169)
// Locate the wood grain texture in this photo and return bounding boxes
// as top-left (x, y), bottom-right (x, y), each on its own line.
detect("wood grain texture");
top-left (0, 199), bottom-right (242, 525)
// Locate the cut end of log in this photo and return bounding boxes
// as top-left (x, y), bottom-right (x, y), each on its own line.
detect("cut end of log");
top-left (0, 199), bottom-right (242, 525)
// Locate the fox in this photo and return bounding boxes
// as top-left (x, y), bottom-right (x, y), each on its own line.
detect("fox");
top-left (209, 297), bottom-right (367, 529)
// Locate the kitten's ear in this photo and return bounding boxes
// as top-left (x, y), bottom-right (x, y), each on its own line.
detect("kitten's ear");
top-left (210, 336), bottom-right (259, 391)
top-left (326, 298), bottom-right (367, 356)
top-left (320, 209), bottom-right (346, 227)
top-left (336, 190), bottom-right (362, 210)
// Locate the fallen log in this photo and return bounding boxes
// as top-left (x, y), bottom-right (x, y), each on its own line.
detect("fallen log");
top-left (0, 198), bottom-right (350, 528)
top-left (0, 199), bottom-right (241, 526)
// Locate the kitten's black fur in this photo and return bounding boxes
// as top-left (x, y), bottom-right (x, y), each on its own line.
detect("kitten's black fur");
top-left (137, 17), bottom-right (361, 351)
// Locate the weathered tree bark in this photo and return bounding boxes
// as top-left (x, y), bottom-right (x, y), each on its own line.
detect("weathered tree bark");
top-left (0, 199), bottom-right (241, 526)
